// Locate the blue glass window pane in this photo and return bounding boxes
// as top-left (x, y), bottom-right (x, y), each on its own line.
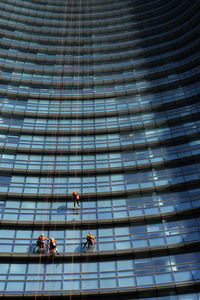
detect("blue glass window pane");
top-left (100, 272), bottom-right (116, 278)
top-left (0, 186), bottom-right (8, 192)
top-left (98, 212), bottom-right (112, 218)
top-left (155, 273), bottom-right (173, 283)
top-left (113, 211), bottom-right (128, 218)
top-left (0, 282), bottom-right (5, 291)
top-left (63, 280), bottom-right (80, 290)
top-left (82, 262), bottom-right (98, 273)
top-left (6, 201), bottom-right (20, 208)
top-left (21, 202), bottom-right (35, 208)
top-left (118, 276), bottom-right (136, 287)
top-left (49, 231), bottom-right (64, 238)
top-left (13, 245), bottom-right (29, 253)
top-left (10, 264), bottom-right (27, 273)
top-left (0, 230), bottom-right (15, 238)
top-left (116, 241), bottom-right (131, 249)
top-left (147, 224), bottom-right (163, 232)
top-left (173, 271), bottom-right (192, 281)
top-left (100, 261), bottom-right (115, 272)
top-left (137, 275), bottom-right (154, 285)
top-left (16, 231), bottom-right (32, 238)
top-left (133, 240), bottom-right (148, 248)
top-left (28, 264), bottom-right (45, 274)
top-left (117, 260), bottom-right (133, 270)
top-left (3, 213), bottom-right (18, 220)
top-left (115, 227), bottom-right (130, 235)
top-left (44, 281), bottom-right (62, 291)
top-left (82, 279), bottom-right (98, 290)
top-left (46, 263), bottom-right (62, 273)
top-left (192, 269), bottom-right (200, 280)
top-left (179, 294), bottom-right (198, 299)
top-left (6, 281), bottom-right (25, 291)
top-left (25, 281), bottom-right (43, 291)
top-left (19, 214), bottom-right (34, 221)
top-left (0, 264), bottom-right (9, 273)
top-left (118, 271), bottom-right (134, 277)
top-left (149, 238), bottom-right (165, 246)
top-left (100, 278), bottom-right (117, 289)
top-left (112, 185), bottom-right (124, 191)
top-left (166, 235), bottom-right (183, 244)
top-left (99, 243), bottom-right (114, 251)
top-left (24, 188), bottom-right (38, 193)
top-left (0, 244), bottom-right (13, 252)
top-left (184, 232), bottom-right (200, 242)
top-left (99, 228), bottom-right (113, 236)
top-left (64, 263), bottom-right (80, 273)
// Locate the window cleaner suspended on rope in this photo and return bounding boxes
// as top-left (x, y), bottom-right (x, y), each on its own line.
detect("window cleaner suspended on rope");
top-left (83, 232), bottom-right (95, 250)
top-left (49, 238), bottom-right (59, 255)
top-left (33, 233), bottom-right (48, 254)
top-left (73, 190), bottom-right (80, 208)
top-left (33, 234), bottom-right (59, 255)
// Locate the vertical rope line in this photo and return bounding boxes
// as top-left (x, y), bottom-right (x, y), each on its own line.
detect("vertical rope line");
top-left (48, 0), bottom-right (75, 297)
top-left (69, 0), bottom-right (82, 298)
top-left (51, 0), bottom-right (73, 245)
top-left (83, 0), bottom-right (92, 295)
top-left (45, 0), bottom-right (70, 295)
top-left (34, 1), bottom-right (58, 296)
top-left (50, 0), bottom-right (70, 233)
top-left (51, 0), bottom-right (76, 293)
top-left (47, 255), bottom-right (54, 300)
top-left (35, 0), bottom-right (70, 298)
top-left (86, 0), bottom-right (91, 233)
top-left (34, 254), bottom-right (42, 300)
top-left (51, 0), bottom-right (77, 296)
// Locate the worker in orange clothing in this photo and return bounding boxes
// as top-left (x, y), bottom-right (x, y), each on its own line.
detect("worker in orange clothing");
top-left (37, 233), bottom-right (48, 248)
top-left (49, 237), bottom-right (59, 255)
top-left (84, 232), bottom-right (95, 249)
top-left (72, 190), bottom-right (80, 208)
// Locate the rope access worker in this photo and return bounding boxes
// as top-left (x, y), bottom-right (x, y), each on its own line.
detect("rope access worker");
top-left (49, 237), bottom-right (59, 255)
top-left (37, 233), bottom-right (48, 248)
top-left (72, 190), bottom-right (80, 208)
top-left (84, 232), bottom-right (95, 249)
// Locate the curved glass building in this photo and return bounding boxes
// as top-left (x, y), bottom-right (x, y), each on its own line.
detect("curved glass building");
top-left (0, 0), bottom-right (200, 299)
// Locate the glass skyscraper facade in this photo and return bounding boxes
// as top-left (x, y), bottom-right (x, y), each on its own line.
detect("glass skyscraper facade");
top-left (0, 0), bottom-right (200, 299)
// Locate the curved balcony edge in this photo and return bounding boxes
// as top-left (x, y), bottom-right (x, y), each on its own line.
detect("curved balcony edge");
top-left (1, 206), bottom-right (200, 228)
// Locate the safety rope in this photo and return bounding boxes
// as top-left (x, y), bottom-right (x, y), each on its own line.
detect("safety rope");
top-left (34, 0), bottom-right (70, 298)
top-left (83, 0), bottom-right (92, 295)
top-left (69, 0), bottom-right (82, 298)
top-left (48, 0), bottom-right (74, 296)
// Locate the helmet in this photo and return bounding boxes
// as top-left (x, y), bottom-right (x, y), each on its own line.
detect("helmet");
top-left (41, 233), bottom-right (44, 236)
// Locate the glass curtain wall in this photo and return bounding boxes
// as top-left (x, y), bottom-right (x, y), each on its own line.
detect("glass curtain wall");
top-left (0, 0), bottom-right (200, 298)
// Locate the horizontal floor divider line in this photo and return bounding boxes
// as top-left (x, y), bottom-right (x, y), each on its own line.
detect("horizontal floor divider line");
top-left (0, 22), bottom-right (199, 64)
top-left (0, 56), bottom-right (198, 87)
top-left (0, 132), bottom-right (199, 154)
top-left (0, 72), bottom-right (199, 100)
top-left (0, 2), bottom-right (185, 28)
top-left (0, 42), bottom-right (199, 75)
top-left (1, 281), bottom-right (199, 299)
top-left (0, 241), bottom-right (200, 263)
top-left (1, 93), bottom-right (200, 119)
top-left (1, 207), bottom-right (200, 228)
top-left (0, 112), bottom-right (200, 136)
top-left (0, 178), bottom-right (200, 200)
top-left (0, 155), bottom-right (198, 176)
